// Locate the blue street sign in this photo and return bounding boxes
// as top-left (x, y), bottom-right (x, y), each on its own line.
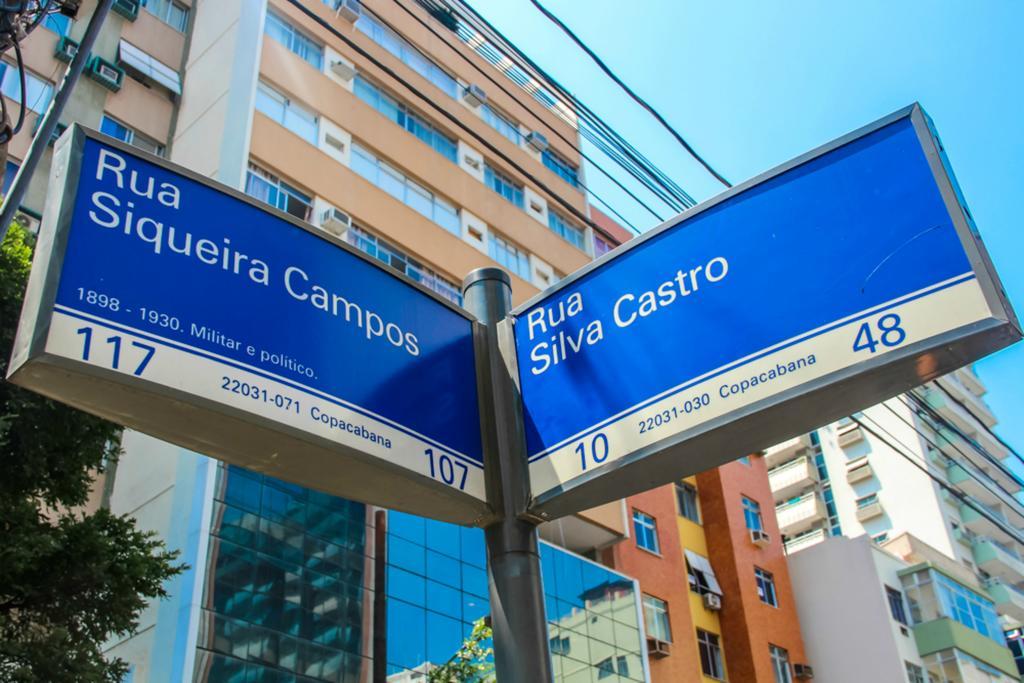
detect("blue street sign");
top-left (8, 128), bottom-right (487, 523)
top-left (511, 104), bottom-right (1019, 518)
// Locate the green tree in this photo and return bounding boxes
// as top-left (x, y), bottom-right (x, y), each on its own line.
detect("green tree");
top-left (427, 618), bottom-right (495, 683)
top-left (0, 219), bottom-right (184, 682)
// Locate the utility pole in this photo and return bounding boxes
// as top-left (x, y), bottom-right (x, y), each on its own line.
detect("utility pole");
top-left (0, 0), bottom-right (113, 243)
top-left (462, 267), bottom-right (553, 683)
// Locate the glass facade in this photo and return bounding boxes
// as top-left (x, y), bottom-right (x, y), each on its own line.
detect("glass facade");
top-left (194, 465), bottom-right (646, 682)
top-left (353, 76), bottom-right (458, 163)
top-left (265, 12), bottom-right (323, 70)
top-left (901, 568), bottom-right (1005, 641)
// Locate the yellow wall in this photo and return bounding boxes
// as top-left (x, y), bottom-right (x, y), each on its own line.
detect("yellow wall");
top-left (676, 476), bottom-right (729, 683)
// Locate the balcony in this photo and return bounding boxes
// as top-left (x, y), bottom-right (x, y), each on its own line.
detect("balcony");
top-left (784, 528), bottom-right (828, 555)
top-left (763, 435), bottom-right (812, 468)
top-left (836, 421), bottom-right (865, 449)
top-left (959, 502), bottom-right (1023, 546)
top-left (855, 495), bottom-right (884, 522)
top-left (973, 537), bottom-right (1024, 583)
top-left (936, 372), bottom-right (996, 429)
top-left (768, 456), bottom-right (818, 501)
top-left (776, 492), bottom-right (827, 536)
top-left (985, 578), bottom-right (1024, 623)
top-left (947, 462), bottom-right (1002, 508)
top-left (846, 457), bottom-right (874, 484)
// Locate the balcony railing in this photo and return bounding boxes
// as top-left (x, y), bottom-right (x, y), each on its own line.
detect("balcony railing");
top-left (776, 492), bottom-right (827, 536)
top-left (768, 456), bottom-right (818, 500)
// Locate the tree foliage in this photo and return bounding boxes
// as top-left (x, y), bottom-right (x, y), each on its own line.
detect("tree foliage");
top-left (427, 618), bottom-right (495, 683)
top-left (0, 220), bottom-right (184, 682)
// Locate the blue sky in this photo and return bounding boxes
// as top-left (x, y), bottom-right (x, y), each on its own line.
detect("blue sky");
top-left (475, 1), bottom-right (1024, 452)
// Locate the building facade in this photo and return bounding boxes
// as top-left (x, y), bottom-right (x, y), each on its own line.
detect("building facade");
top-left (772, 365), bottom-right (1024, 680)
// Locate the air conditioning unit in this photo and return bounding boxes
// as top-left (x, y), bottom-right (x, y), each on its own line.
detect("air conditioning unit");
top-left (645, 638), bottom-right (671, 659)
top-left (794, 663), bottom-right (814, 679)
top-left (319, 207), bottom-right (352, 236)
top-left (750, 529), bottom-right (771, 547)
top-left (330, 60), bottom-right (356, 81)
top-left (54, 36), bottom-right (79, 63)
top-left (335, 0), bottom-right (361, 22)
top-left (86, 57), bottom-right (124, 92)
top-left (111, 0), bottom-right (139, 21)
top-left (526, 131), bottom-right (548, 153)
top-left (462, 83), bottom-right (487, 108)
top-left (702, 592), bottom-right (722, 611)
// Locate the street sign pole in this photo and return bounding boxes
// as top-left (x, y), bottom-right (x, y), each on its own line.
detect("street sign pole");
top-left (463, 267), bottom-right (553, 683)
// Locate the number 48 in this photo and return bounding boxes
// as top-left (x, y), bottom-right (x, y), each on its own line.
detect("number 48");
top-left (853, 313), bottom-right (906, 354)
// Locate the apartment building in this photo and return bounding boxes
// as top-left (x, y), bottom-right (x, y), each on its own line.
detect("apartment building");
top-left (791, 533), bottom-right (1019, 681)
top-left (770, 365), bottom-right (1024, 679)
top-left (1, 0), bottom-right (654, 680)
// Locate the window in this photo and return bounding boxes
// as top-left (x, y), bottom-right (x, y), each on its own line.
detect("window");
top-left (770, 644), bottom-right (792, 683)
top-left (756, 567), bottom-right (778, 607)
top-left (0, 62), bottom-right (53, 114)
top-left (345, 226), bottom-right (461, 305)
top-left (676, 482), bottom-right (700, 523)
top-left (144, 0), bottom-right (188, 31)
top-left (353, 76), bottom-right (457, 162)
top-left (350, 143), bottom-right (460, 236)
top-left (244, 163), bottom-right (312, 221)
top-left (100, 115), bottom-right (165, 157)
top-left (593, 234), bottom-right (613, 257)
top-left (742, 496), bottom-right (763, 531)
top-left (542, 148), bottom-right (578, 187)
top-left (480, 103), bottom-right (521, 144)
top-left (738, 455), bottom-right (752, 466)
top-left (632, 510), bottom-right (659, 554)
top-left (549, 635), bottom-right (570, 656)
top-left (42, 12), bottom-right (71, 35)
top-left (856, 493), bottom-right (879, 509)
top-left (265, 12), bottom-right (322, 70)
top-left (484, 164), bottom-right (524, 208)
top-left (872, 531), bottom-right (890, 545)
top-left (685, 550), bottom-right (722, 597)
top-left (697, 629), bottom-right (724, 679)
top-left (642, 595), bottom-right (671, 642)
top-left (355, 14), bottom-right (457, 97)
top-left (118, 40), bottom-right (181, 95)
top-left (596, 655), bottom-right (629, 679)
top-left (901, 568), bottom-right (1003, 641)
top-left (487, 232), bottom-right (530, 280)
top-left (905, 662), bottom-right (927, 683)
top-left (255, 82), bottom-right (318, 144)
top-left (547, 209), bottom-right (585, 250)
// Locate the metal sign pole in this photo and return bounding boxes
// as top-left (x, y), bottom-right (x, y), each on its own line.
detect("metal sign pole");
top-left (463, 267), bottom-right (553, 683)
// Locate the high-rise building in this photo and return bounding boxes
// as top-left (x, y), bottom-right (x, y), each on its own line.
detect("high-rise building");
top-left (10, 2), bottom-right (812, 682)
top-left (773, 365), bottom-right (1024, 680)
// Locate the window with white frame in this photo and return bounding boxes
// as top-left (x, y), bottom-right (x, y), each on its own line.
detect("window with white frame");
top-left (355, 13), bottom-right (457, 97)
top-left (353, 76), bottom-right (457, 162)
top-left (265, 12), bottom-right (322, 70)
top-left (547, 209), bottom-right (585, 250)
top-left (480, 103), bottom-right (521, 145)
top-left (100, 115), bottom-right (165, 157)
top-left (742, 496), bottom-right (764, 531)
top-left (642, 595), bottom-right (671, 643)
top-left (676, 482), bottom-right (700, 523)
top-left (770, 644), bottom-right (792, 683)
top-left (756, 567), bottom-right (778, 607)
top-left (244, 163), bottom-right (312, 221)
top-left (542, 148), bottom-right (579, 187)
top-left (255, 82), bottom-right (318, 144)
top-left (697, 629), bottom-right (724, 679)
top-left (486, 232), bottom-right (530, 280)
top-left (345, 226), bottom-right (461, 305)
top-left (350, 143), bottom-right (460, 236)
top-left (632, 509), bottom-right (659, 554)
top-left (0, 63), bottom-right (53, 114)
top-left (484, 164), bottom-right (524, 208)
top-left (145, 0), bottom-right (188, 32)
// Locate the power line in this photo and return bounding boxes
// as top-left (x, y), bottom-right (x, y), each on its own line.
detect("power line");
top-left (525, 0), bottom-right (732, 189)
top-left (851, 414), bottom-right (1024, 548)
top-left (900, 390), bottom-right (1024, 483)
top-left (926, 380), bottom-right (1024, 466)
top-left (876, 400), bottom-right (1024, 510)
top-left (287, 0), bottom-right (629, 244)
top-left (438, 0), bottom-right (699, 208)
top-left (371, 0), bottom-right (666, 226)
